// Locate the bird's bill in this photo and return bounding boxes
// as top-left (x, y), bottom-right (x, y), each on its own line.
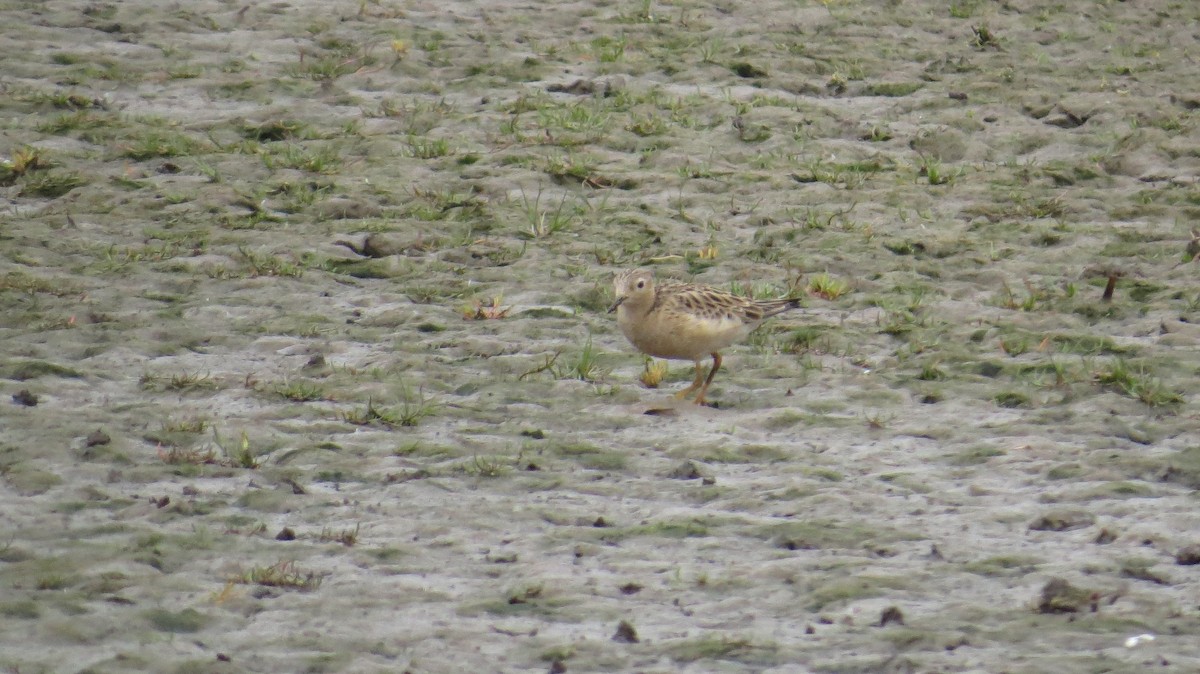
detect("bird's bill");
top-left (607, 296), bottom-right (625, 313)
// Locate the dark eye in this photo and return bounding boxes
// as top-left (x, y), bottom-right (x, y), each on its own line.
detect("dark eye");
top-left (636, 280), bottom-right (645, 289)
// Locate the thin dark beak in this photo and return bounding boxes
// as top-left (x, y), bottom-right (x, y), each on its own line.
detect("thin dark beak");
top-left (607, 296), bottom-right (625, 313)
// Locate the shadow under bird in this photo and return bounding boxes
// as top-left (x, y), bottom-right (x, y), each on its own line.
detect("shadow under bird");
top-left (608, 268), bottom-right (803, 405)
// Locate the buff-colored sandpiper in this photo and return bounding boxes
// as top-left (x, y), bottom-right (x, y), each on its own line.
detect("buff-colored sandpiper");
top-left (608, 268), bottom-right (802, 404)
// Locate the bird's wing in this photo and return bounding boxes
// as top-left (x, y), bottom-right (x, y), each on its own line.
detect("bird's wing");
top-left (660, 284), bottom-right (764, 323)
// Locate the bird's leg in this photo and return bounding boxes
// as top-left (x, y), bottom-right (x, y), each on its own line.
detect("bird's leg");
top-left (674, 361), bottom-right (706, 400)
top-left (692, 352), bottom-right (722, 405)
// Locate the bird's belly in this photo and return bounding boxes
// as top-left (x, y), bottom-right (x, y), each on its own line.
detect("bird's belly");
top-left (619, 313), bottom-right (744, 360)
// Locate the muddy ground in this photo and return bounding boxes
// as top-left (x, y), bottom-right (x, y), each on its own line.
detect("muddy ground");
top-left (2, 0), bottom-right (1200, 672)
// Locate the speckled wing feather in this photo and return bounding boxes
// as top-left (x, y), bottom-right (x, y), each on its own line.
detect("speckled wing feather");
top-left (657, 284), bottom-right (800, 324)
top-left (753, 297), bottom-right (804, 319)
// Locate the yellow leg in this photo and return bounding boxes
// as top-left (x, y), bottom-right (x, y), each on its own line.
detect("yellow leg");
top-left (674, 361), bottom-right (706, 400)
top-left (692, 352), bottom-right (722, 405)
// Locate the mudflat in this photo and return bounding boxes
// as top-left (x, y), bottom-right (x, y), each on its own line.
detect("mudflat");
top-left (2, 1), bottom-right (1199, 672)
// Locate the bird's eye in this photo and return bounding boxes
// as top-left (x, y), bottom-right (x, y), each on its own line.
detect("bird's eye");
top-left (636, 280), bottom-right (645, 289)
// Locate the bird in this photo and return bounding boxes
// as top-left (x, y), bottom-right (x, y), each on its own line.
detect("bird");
top-left (608, 268), bottom-right (802, 405)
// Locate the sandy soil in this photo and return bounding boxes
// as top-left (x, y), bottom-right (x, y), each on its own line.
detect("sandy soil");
top-left (2, 0), bottom-right (1200, 672)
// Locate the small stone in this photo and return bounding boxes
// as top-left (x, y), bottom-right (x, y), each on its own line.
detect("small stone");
top-left (1036, 578), bottom-right (1093, 613)
top-left (612, 620), bottom-right (639, 643)
top-left (12, 389), bottom-right (38, 406)
top-left (1175, 544), bottom-right (1200, 565)
top-left (85, 429), bottom-right (111, 447)
top-left (879, 606), bottom-right (905, 626)
top-left (666, 461), bottom-right (707, 480)
top-left (1029, 510), bottom-right (1095, 532)
top-left (275, 527), bottom-right (296, 541)
top-left (731, 62), bottom-right (768, 78)
top-left (547, 79), bottom-right (595, 95)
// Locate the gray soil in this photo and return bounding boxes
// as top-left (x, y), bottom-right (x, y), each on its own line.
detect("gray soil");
top-left (3, 0), bottom-right (1200, 672)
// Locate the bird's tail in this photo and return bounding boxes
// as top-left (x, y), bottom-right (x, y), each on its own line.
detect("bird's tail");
top-left (758, 297), bottom-right (803, 318)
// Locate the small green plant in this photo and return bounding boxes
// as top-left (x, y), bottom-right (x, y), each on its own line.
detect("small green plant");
top-left (214, 429), bottom-right (261, 469)
top-left (140, 371), bottom-right (219, 392)
top-left (461, 294), bottom-right (511, 320)
top-left (235, 561), bottom-right (322, 591)
top-left (734, 116), bottom-right (772, 142)
top-left (271, 180), bottom-right (332, 212)
top-left (1051, 359), bottom-right (1076, 387)
top-left (342, 386), bottom-right (436, 428)
top-left (917, 362), bottom-right (947, 381)
top-left (627, 113), bottom-right (667, 137)
top-left (972, 23), bottom-right (1001, 49)
top-left (997, 281), bottom-right (1048, 312)
top-left (639, 358), bottom-right (668, 388)
top-left (461, 454), bottom-right (511, 478)
top-left (192, 158), bottom-right (221, 183)
top-left (698, 37), bottom-right (725, 64)
top-left (949, 0), bottom-right (980, 18)
top-left (862, 125), bottom-right (894, 142)
top-left (162, 417), bottom-right (210, 434)
top-left (51, 52), bottom-right (85, 65)
top-left (237, 247), bottom-right (303, 277)
top-left (157, 445), bottom-right (219, 466)
top-left (18, 171), bottom-right (86, 198)
top-left (994, 391), bottom-right (1030, 408)
top-left (592, 36), bottom-right (626, 62)
top-left (537, 103), bottom-right (611, 143)
top-left (999, 337), bottom-right (1028, 356)
top-left (273, 380), bottom-right (326, 402)
top-left (728, 280), bottom-right (781, 300)
top-left (37, 110), bottom-right (109, 136)
top-left (1093, 359), bottom-right (1136, 392)
top-left (406, 135), bottom-right (452, 159)
top-left (864, 411), bottom-right (894, 430)
top-left (121, 130), bottom-right (208, 160)
top-left (865, 82), bottom-right (924, 97)
top-left (678, 159), bottom-right (714, 180)
top-left (918, 156), bottom-right (956, 185)
top-left (168, 65), bottom-right (203, 79)
top-left (36, 575), bottom-right (72, 591)
top-left (318, 524), bottom-right (360, 546)
top-left (784, 326), bottom-right (823, 353)
top-left (806, 273), bottom-right (849, 300)
top-left (1093, 360), bottom-right (1184, 406)
top-left (260, 143), bottom-right (342, 173)
top-left (285, 48), bottom-right (375, 81)
top-left (1, 146), bottom-right (51, 185)
top-left (544, 153), bottom-right (605, 185)
top-left (618, 0), bottom-right (662, 23)
top-left (519, 187), bottom-right (573, 238)
top-left (241, 119), bottom-right (311, 141)
top-left (554, 336), bottom-right (606, 382)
